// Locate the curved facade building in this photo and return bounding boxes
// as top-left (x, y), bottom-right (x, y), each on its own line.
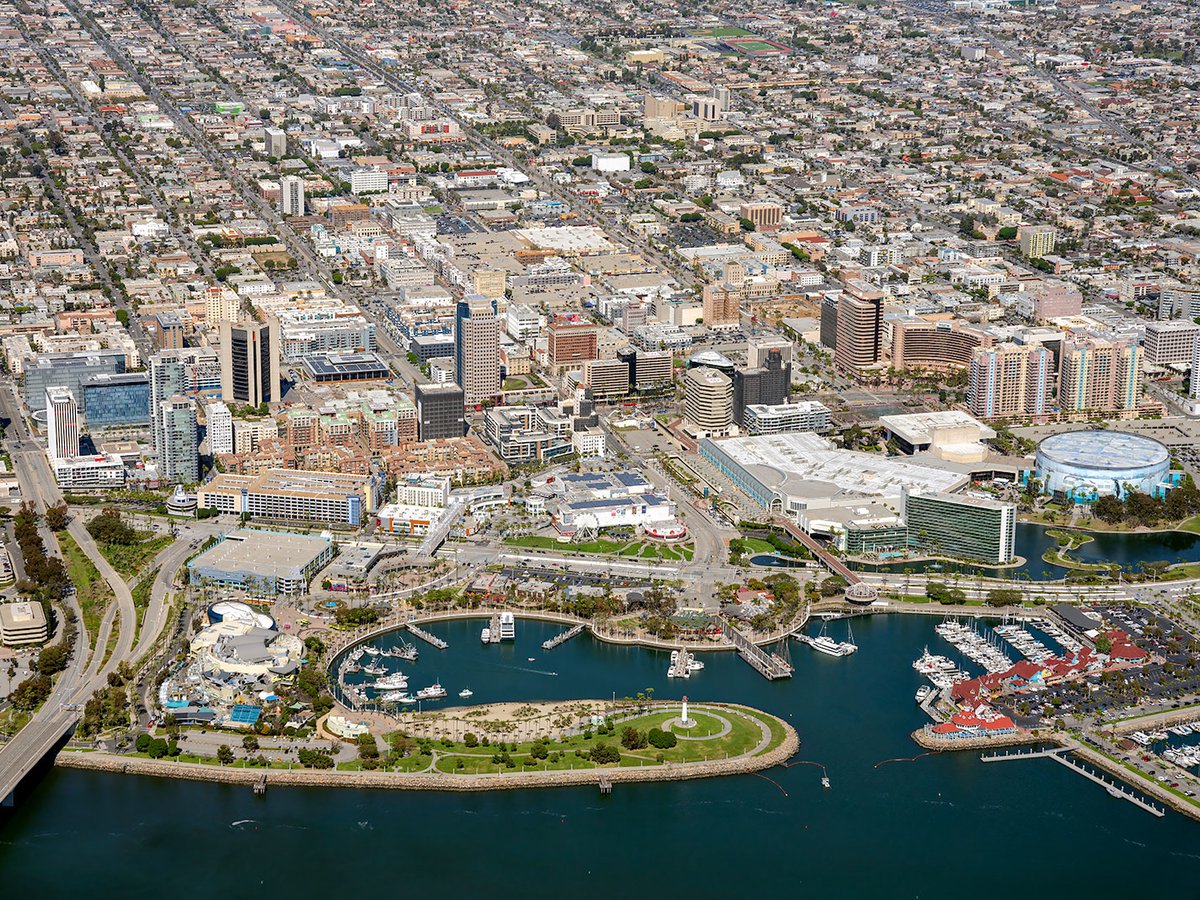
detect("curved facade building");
top-left (1035, 430), bottom-right (1170, 501)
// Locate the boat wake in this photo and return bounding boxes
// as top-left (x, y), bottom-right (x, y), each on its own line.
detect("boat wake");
top-left (230, 819), bottom-right (257, 828)
top-left (499, 663), bottom-right (559, 676)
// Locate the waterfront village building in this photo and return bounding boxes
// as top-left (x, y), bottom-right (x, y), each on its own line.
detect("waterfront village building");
top-left (198, 469), bottom-right (384, 526)
top-left (0, 601), bottom-right (48, 646)
top-left (188, 529), bottom-right (334, 597)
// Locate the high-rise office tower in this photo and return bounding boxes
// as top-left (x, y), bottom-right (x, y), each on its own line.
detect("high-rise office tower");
top-left (220, 320), bottom-right (281, 407)
top-left (454, 295), bottom-right (500, 406)
top-left (280, 175), bottom-right (305, 216)
top-left (733, 350), bottom-right (790, 427)
top-left (45, 386), bottom-right (79, 460)
top-left (415, 382), bottom-right (465, 440)
top-left (684, 366), bottom-right (734, 437)
top-left (747, 335), bottom-right (794, 369)
top-left (159, 395), bottom-right (198, 484)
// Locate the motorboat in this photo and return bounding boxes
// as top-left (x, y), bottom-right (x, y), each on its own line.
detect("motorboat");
top-left (480, 627), bottom-right (491, 643)
top-left (373, 673), bottom-right (409, 690)
top-left (687, 658), bottom-right (705, 671)
top-left (916, 685), bottom-right (932, 703)
top-left (459, 688), bottom-right (474, 699)
top-left (417, 682), bottom-right (448, 700)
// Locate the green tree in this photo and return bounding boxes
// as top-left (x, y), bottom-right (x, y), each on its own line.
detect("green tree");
top-left (986, 588), bottom-right (1022, 607)
top-left (1093, 495), bottom-right (1125, 524)
top-left (216, 744), bottom-right (235, 765)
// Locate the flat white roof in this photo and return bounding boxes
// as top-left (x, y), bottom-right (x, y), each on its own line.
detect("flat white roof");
top-left (713, 433), bottom-right (967, 501)
top-left (190, 530), bottom-right (330, 579)
top-left (878, 410), bottom-right (996, 445)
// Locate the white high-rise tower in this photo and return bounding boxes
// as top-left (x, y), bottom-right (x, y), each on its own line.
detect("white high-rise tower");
top-left (46, 386), bottom-right (80, 460)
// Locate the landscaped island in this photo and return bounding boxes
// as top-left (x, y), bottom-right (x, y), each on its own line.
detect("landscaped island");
top-left (55, 700), bottom-right (799, 792)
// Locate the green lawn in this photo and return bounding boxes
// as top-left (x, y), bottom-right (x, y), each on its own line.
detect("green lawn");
top-left (1178, 515), bottom-right (1200, 535)
top-left (59, 530), bottom-right (113, 645)
top-left (98, 534), bottom-right (175, 578)
top-left (374, 705), bottom-right (776, 775)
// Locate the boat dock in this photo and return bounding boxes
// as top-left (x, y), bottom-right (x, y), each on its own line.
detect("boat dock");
top-left (598, 775), bottom-right (612, 795)
top-left (668, 649), bottom-right (693, 678)
top-left (253, 773), bottom-right (267, 796)
top-left (406, 623), bottom-right (448, 649)
top-left (488, 612), bottom-right (501, 644)
top-left (980, 747), bottom-right (1165, 817)
top-left (724, 624), bottom-right (792, 680)
top-left (542, 624), bottom-right (585, 652)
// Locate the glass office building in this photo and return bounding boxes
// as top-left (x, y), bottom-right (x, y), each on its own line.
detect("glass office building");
top-left (23, 351), bottom-right (126, 412)
top-left (81, 372), bottom-right (150, 429)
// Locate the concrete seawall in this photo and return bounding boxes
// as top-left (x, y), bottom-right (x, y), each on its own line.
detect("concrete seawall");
top-left (910, 729), bottom-right (1049, 752)
top-left (56, 717), bottom-right (799, 793)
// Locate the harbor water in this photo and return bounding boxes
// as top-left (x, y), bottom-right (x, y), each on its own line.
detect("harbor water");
top-left (854, 522), bottom-right (1200, 581)
top-left (2, 615), bottom-right (1199, 897)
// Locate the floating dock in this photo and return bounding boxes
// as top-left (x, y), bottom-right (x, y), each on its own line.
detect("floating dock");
top-left (488, 612), bottom-right (501, 644)
top-left (724, 625), bottom-right (792, 680)
top-left (542, 624), bottom-right (584, 651)
top-left (406, 623), bottom-right (448, 649)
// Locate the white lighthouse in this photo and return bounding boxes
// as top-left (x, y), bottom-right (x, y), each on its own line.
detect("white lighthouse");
top-left (681, 695), bottom-right (695, 728)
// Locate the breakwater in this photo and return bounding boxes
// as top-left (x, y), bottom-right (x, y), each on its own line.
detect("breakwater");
top-left (55, 712), bottom-right (799, 793)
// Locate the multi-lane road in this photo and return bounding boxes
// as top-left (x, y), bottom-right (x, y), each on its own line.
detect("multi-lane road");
top-left (0, 383), bottom-right (203, 805)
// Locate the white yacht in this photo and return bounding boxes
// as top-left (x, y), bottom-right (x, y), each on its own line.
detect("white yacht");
top-left (373, 673), bottom-right (408, 690)
top-left (480, 627), bottom-right (491, 643)
top-left (459, 688), bottom-right (474, 699)
top-left (798, 622), bottom-right (857, 657)
top-left (916, 685), bottom-right (932, 703)
top-left (687, 658), bottom-right (705, 671)
top-left (417, 682), bottom-right (448, 700)
top-left (499, 612), bottom-right (516, 641)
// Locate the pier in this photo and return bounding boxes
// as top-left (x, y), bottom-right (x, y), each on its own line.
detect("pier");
top-left (406, 623), bottom-right (448, 649)
top-left (981, 747), bottom-right (1066, 763)
top-left (542, 624), bottom-right (585, 652)
top-left (979, 747), bottom-right (1165, 817)
top-left (253, 773), bottom-right (267, 796)
top-left (1049, 752), bottom-right (1165, 817)
top-left (723, 624), bottom-right (792, 680)
top-left (488, 612), bottom-right (501, 644)
top-left (598, 775), bottom-right (612, 795)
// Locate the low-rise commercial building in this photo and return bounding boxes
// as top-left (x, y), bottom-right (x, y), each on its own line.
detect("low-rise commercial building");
top-left (0, 601), bottom-right (48, 646)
